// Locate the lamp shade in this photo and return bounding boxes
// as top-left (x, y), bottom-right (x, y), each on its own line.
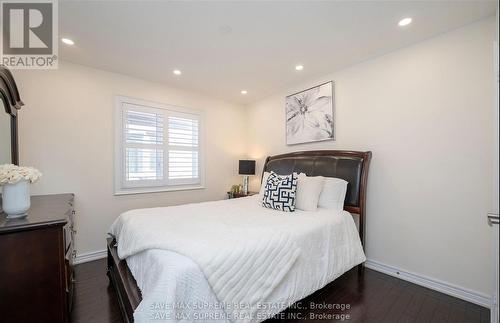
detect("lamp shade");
top-left (238, 160), bottom-right (255, 175)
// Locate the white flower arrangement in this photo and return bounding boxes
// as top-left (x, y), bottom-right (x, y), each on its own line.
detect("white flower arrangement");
top-left (0, 164), bottom-right (42, 185)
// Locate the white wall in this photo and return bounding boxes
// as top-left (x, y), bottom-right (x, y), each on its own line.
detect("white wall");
top-left (13, 61), bottom-right (247, 255)
top-left (493, 5), bottom-right (499, 216)
top-left (246, 18), bottom-right (495, 296)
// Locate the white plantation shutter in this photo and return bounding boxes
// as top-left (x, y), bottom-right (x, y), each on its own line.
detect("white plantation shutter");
top-left (116, 97), bottom-right (203, 194)
top-left (123, 107), bottom-right (164, 185)
top-left (167, 115), bottom-right (200, 185)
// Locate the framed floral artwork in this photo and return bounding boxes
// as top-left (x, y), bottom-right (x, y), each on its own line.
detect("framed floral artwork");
top-left (286, 81), bottom-right (334, 145)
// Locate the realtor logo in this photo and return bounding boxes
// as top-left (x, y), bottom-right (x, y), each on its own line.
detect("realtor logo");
top-left (1, 0), bottom-right (58, 69)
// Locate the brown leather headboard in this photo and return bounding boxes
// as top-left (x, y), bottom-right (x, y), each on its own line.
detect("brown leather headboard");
top-left (263, 150), bottom-right (372, 245)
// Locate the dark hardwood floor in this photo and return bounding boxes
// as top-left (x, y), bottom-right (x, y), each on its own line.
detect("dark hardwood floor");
top-left (72, 259), bottom-right (122, 323)
top-left (72, 259), bottom-right (490, 323)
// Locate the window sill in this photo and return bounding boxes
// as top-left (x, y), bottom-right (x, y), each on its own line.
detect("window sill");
top-left (114, 185), bottom-right (205, 196)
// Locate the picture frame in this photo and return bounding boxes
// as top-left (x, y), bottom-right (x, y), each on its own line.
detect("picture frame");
top-left (285, 81), bottom-right (334, 145)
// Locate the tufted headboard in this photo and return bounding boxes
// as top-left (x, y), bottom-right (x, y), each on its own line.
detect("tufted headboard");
top-left (263, 150), bottom-right (372, 246)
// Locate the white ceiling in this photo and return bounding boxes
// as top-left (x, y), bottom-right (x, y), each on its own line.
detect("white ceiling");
top-left (59, 1), bottom-right (496, 105)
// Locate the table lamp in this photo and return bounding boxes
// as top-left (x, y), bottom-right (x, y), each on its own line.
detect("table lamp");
top-left (238, 160), bottom-right (255, 194)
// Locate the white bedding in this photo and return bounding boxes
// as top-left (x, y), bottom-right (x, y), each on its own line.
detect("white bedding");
top-left (110, 195), bottom-right (365, 323)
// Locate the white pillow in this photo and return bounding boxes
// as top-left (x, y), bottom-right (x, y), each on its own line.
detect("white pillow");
top-left (259, 171), bottom-right (271, 196)
top-left (318, 177), bottom-right (348, 211)
top-left (295, 173), bottom-right (324, 211)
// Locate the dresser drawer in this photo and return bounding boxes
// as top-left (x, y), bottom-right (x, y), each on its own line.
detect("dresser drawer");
top-left (0, 193), bottom-right (74, 323)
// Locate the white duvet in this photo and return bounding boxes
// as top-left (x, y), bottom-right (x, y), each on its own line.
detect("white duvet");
top-left (109, 195), bottom-right (365, 323)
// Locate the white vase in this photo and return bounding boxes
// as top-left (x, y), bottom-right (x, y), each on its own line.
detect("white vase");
top-left (1, 180), bottom-right (31, 218)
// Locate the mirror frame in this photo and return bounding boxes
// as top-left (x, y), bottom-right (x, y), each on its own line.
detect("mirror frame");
top-left (0, 66), bottom-right (24, 165)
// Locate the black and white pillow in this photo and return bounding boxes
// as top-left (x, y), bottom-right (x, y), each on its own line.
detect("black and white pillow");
top-left (262, 172), bottom-right (298, 212)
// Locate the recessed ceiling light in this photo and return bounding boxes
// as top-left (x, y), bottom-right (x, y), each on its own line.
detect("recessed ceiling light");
top-left (398, 17), bottom-right (412, 27)
top-left (295, 65), bottom-right (304, 71)
top-left (61, 38), bottom-right (74, 45)
top-left (241, 90), bottom-right (248, 95)
top-left (173, 69), bottom-right (182, 75)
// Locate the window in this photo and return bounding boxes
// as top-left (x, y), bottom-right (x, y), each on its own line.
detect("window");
top-left (115, 96), bottom-right (203, 194)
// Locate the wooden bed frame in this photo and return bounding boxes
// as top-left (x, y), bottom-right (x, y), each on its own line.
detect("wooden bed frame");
top-left (107, 150), bottom-right (372, 322)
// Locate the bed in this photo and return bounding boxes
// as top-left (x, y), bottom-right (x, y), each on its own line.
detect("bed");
top-left (107, 150), bottom-right (372, 323)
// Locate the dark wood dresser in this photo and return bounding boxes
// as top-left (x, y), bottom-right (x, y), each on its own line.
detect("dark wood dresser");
top-left (0, 194), bottom-right (75, 323)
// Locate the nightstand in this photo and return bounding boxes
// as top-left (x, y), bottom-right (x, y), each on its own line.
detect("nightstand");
top-left (227, 191), bottom-right (258, 199)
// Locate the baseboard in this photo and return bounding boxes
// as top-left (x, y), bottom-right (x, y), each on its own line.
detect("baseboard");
top-left (365, 259), bottom-right (492, 309)
top-left (74, 249), bottom-right (107, 265)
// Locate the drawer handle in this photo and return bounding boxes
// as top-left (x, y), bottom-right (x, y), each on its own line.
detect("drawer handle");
top-left (488, 213), bottom-right (499, 226)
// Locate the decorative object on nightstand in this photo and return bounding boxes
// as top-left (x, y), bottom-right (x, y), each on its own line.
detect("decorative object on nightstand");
top-left (0, 164), bottom-right (42, 218)
top-left (238, 160), bottom-right (255, 195)
top-left (227, 184), bottom-right (246, 199)
top-left (231, 184), bottom-right (241, 194)
top-left (227, 191), bottom-right (258, 199)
